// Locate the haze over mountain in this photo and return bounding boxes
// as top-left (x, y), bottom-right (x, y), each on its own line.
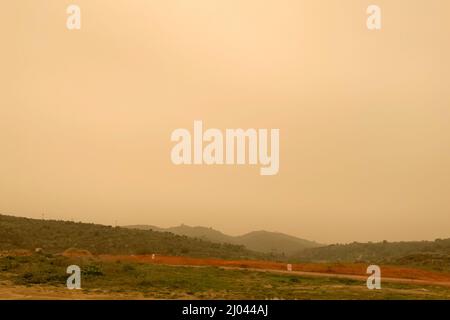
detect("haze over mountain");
top-left (3, 2), bottom-right (450, 245)
top-left (125, 224), bottom-right (322, 255)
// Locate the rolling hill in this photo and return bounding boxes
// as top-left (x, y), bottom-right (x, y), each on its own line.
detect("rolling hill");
top-left (0, 214), bottom-right (265, 260)
top-left (292, 239), bottom-right (450, 267)
top-left (125, 224), bottom-right (322, 255)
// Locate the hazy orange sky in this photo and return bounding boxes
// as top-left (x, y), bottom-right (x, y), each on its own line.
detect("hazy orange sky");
top-left (1, 0), bottom-right (449, 243)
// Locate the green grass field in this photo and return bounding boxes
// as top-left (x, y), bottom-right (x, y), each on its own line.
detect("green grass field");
top-left (2, 254), bottom-right (450, 300)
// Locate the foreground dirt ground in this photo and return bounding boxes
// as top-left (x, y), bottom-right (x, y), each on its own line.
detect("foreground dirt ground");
top-left (0, 281), bottom-right (146, 300)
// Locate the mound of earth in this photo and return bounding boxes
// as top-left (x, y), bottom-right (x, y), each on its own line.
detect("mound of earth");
top-left (62, 248), bottom-right (93, 258)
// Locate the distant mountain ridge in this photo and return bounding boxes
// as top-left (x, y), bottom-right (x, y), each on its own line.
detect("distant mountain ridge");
top-left (125, 224), bottom-right (322, 255)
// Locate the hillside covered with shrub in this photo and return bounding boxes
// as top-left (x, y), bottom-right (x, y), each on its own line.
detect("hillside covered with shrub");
top-left (0, 214), bottom-right (265, 260)
top-left (293, 239), bottom-right (450, 268)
